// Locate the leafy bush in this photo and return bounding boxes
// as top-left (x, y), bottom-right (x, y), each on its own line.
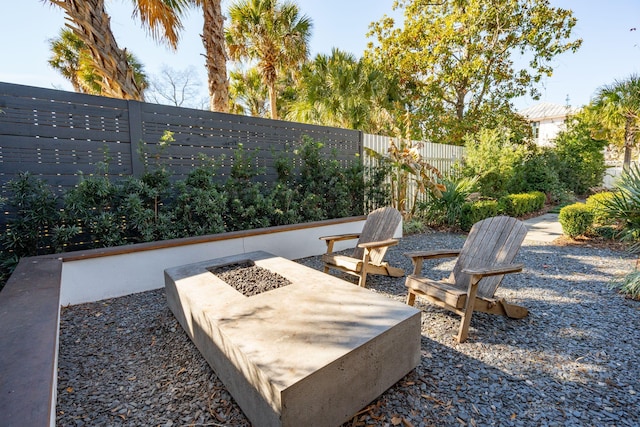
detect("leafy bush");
top-left (558, 203), bottom-right (594, 238)
top-left (0, 137), bottom-right (372, 290)
top-left (554, 113), bottom-right (607, 195)
top-left (462, 128), bottom-right (526, 197)
top-left (297, 138), bottom-right (363, 219)
top-left (223, 145), bottom-right (273, 230)
top-left (171, 164), bottom-right (227, 237)
top-left (499, 191), bottom-right (546, 217)
top-left (585, 191), bottom-right (615, 225)
top-left (0, 173), bottom-right (65, 284)
top-left (418, 176), bottom-right (478, 228)
top-left (460, 200), bottom-right (499, 231)
top-left (508, 149), bottom-right (564, 199)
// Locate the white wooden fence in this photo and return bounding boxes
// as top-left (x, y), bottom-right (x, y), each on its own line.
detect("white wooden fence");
top-left (362, 134), bottom-right (465, 212)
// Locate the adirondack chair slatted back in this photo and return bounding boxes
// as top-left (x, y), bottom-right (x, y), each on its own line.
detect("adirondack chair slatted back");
top-left (352, 207), bottom-right (402, 265)
top-left (449, 216), bottom-right (528, 298)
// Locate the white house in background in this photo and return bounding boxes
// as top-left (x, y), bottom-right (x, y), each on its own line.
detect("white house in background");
top-left (519, 102), bottom-right (579, 147)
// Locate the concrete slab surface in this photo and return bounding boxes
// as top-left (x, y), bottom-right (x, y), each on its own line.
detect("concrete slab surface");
top-left (165, 251), bottom-right (421, 427)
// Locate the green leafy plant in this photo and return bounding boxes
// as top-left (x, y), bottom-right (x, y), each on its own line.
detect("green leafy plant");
top-left (601, 164), bottom-right (640, 251)
top-left (419, 176), bottom-right (478, 228)
top-left (554, 112), bottom-right (607, 195)
top-left (610, 269), bottom-right (640, 300)
top-left (297, 137), bottom-right (364, 220)
top-left (460, 199), bottom-right (499, 231)
top-left (508, 149), bottom-right (564, 200)
top-left (170, 162), bottom-right (226, 237)
top-left (462, 128), bottom-right (527, 197)
top-left (559, 203), bottom-right (594, 238)
top-left (0, 173), bottom-right (78, 288)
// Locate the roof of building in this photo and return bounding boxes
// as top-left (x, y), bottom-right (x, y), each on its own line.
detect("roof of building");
top-left (519, 102), bottom-right (579, 120)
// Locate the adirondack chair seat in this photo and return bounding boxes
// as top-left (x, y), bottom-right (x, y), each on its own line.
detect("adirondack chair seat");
top-left (405, 216), bottom-right (529, 342)
top-left (320, 207), bottom-right (405, 287)
top-left (405, 276), bottom-right (468, 309)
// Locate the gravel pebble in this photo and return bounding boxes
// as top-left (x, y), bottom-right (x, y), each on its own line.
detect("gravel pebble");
top-left (57, 231), bottom-right (640, 426)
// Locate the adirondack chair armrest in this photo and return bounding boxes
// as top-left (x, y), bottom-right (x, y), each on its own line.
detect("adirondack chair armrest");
top-left (404, 249), bottom-right (461, 260)
top-left (404, 250), bottom-right (461, 275)
top-left (319, 233), bottom-right (361, 253)
top-left (319, 233), bottom-right (361, 242)
top-left (462, 263), bottom-right (524, 279)
top-left (357, 238), bottom-right (399, 250)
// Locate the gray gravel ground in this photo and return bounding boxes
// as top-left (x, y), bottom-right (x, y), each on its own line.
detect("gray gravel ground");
top-left (56, 231), bottom-right (640, 427)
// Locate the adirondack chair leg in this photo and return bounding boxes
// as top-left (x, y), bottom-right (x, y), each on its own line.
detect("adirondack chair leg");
top-left (457, 276), bottom-right (481, 343)
top-left (406, 290), bottom-right (416, 306)
top-left (411, 258), bottom-right (424, 276)
top-left (358, 250), bottom-right (371, 287)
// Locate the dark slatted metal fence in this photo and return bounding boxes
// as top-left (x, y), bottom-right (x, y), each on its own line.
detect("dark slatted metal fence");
top-left (0, 82), bottom-right (361, 200)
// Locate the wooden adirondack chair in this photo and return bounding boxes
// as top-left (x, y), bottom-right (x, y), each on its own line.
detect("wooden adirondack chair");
top-left (405, 216), bottom-right (529, 342)
top-left (320, 207), bottom-right (405, 287)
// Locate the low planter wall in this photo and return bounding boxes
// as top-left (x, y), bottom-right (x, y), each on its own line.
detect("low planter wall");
top-left (0, 215), bottom-right (390, 427)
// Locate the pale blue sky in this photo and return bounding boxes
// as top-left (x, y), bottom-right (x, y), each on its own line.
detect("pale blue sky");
top-left (1, 1), bottom-right (639, 111)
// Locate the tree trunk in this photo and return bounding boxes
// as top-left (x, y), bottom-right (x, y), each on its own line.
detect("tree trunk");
top-left (201, 0), bottom-right (229, 112)
top-left (50, 0), bottom-right (143, 100)
top-left (268, 83), bottom-right (278, 120)
top-left (623, 117), bottom-right (634, 171)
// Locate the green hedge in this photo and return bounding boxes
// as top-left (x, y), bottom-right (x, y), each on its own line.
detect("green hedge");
top-left (559, 202), bottom-right (594, 238)
top-left (499, 191), bottom-right (546, 217)
top-left (460, 200), bottom-right (499, 231)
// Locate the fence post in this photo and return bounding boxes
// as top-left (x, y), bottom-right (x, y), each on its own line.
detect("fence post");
top-left (127, 100), bottom-right (145, 177)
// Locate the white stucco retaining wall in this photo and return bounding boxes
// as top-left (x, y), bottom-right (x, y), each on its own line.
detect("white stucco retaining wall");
top-left (61, 217), bottom-right (403, 306)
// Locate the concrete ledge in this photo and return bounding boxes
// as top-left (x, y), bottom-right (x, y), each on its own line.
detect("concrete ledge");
top-left (165, 251), bottom-right (421, 426)
top-left (0, 256), bottom-right (62, 427)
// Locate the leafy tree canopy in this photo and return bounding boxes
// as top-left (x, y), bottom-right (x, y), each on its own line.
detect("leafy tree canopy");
top-left (366, 0), bottom-right (582, 145)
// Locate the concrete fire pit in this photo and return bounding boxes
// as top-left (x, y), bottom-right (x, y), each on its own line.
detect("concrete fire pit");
top-left (165, 251), bottom-right (421, 427)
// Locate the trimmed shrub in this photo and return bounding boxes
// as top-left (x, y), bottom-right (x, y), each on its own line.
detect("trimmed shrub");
top-left (585, 191), bottom-right (615, 225)
top-left (499, 191), bottom-right (546, 217)
top-left (460, 200), bottom-right (499, 231)
top-left (559, 203), bottom-right (593, 238)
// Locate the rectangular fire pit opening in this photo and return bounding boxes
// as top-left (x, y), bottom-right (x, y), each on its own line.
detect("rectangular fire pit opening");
top-left (207, 260), bottom-right (293, 297)
top-left (165, 251), bottom-right (421, 427)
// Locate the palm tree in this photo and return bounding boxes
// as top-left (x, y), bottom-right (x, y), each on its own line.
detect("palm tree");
top-left (193, 0), bottom-right (229, 112)
top-left (48, 0), bottom-right (188, 100)
top-left (49, 28), bottom-right (148, 96)
top-left (48, 29), bottom-right (90, 93)
top-left (225, 0), bottom-right (312, 120)
top-left (593, 74), bottom-right (640, 170)
top-left (229, 67), bottom-right (269, 116)
top-left (287, 48), bottom-right (401, 133)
